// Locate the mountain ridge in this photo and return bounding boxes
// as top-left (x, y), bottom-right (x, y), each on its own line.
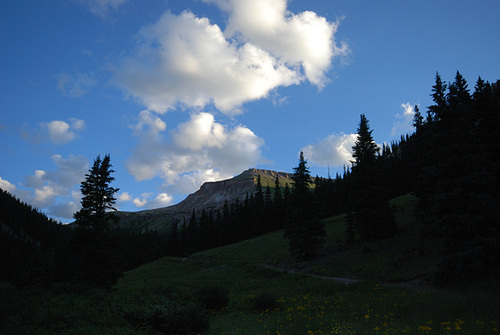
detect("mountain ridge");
top-left (114, 168), bottom-right (294, 232)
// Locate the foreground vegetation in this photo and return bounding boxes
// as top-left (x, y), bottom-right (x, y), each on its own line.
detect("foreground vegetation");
top-left (2, 194), bottom-right (499, 334)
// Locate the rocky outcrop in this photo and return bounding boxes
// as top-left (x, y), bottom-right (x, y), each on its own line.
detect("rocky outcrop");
top-left (114, 168), bottom-right (293, 232)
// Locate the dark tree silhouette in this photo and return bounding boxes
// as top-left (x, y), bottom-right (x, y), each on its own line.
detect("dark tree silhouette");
top-left (74, 154), bottom-right (119, 232)
top-left (349, 114), bottom-right (397, 241)
top-left (72, 154), bottom-right (122, 287)
top-left (284, 152), bottom-right (326, 260)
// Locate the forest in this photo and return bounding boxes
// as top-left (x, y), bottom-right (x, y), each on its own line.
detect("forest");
top-left (1, 71), bottom-right (499, 288)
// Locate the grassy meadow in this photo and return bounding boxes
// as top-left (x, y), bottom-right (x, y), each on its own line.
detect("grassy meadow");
top-left (1, 194), bottom-right (499, 334)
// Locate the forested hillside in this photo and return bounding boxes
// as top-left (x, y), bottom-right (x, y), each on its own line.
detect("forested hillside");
top-left (1, 71), bottom-right (499, 288)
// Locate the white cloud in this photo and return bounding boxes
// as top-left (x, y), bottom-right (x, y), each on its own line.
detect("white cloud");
top-left (172, 112), bottom-right (226, 150)
top-left (22, 154), bottom-right (89, 218)
top-left (113, 1), bottom-right (347, 113)
top-left (133, 193), bottom-right (150, 208)
top-left (149, 193), bottom-right (174, 208)
top-left (133, 110), bottom-right (166, 137)
top-left (56, 71), bottom-right (97, 97)
top-left (118, 190), bottom-right (173, 209)
top-left (118, 192), bottom-right (132, 202)
top-left (34, 185), bottom-right (60, 208)
top-left (205, 0), bottom-right (348, 88)
top-left (41, 119), bottom-right (86, 144)
top-left (49, 202), bottom-right (79, 220)
top-left (127, 111), bottom-right (265, 195)
top-left (76, 0), bottom-right (128, 17)
top-left (0, 177), bottom-right (16, 193)
top-left (301, 133), bottom-right (357, 167)
top-left (391, 103), bottom-right (415, 137)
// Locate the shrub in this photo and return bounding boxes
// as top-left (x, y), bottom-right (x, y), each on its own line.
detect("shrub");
top-left (251, 292), bottom-right (279, 312)
top-left (196, 285), bottom-right (229, 311)
top-left (121, 292), bottom-right (209, 335)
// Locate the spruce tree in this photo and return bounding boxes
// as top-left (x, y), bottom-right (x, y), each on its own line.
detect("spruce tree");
top-left (74, 154), bottom-right (119, 232)
top-left (72, 154), bottom-right (123, 287)
top-left (350, 115), bottom-right (397, 241)
top-left (351, 114), bottom-right (379, 168)
top-left (284, 152), bottom-right (326, 260)
top-left (428, 72), bottom-right (448, 122)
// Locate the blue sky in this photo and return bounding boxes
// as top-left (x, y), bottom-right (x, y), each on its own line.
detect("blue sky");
top-left (1, 0), bottom-right (499, 223)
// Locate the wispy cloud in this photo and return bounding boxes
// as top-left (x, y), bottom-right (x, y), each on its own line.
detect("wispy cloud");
top-left (118, 191), bottom-right (173, 210)
top-left (14, 154), bottom-right (90, 220)
top-left (21, 119), bottom-right (86, 145)
top-left (56, 71), bottom-right (97, 98)
top-left (391, 103), bottom-right (415, 137)
top-left (75, 0), bottom-right (128, 18)
top-left (112, 0), bottom-right (347, 114)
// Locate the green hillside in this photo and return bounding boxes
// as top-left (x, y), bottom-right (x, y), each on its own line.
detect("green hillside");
top-left (114, 194), bottom-right (499, 334)
top-left (3, 193), bottom-right (499, 334)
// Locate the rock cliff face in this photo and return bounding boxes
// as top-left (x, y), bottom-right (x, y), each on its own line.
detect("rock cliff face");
top-left (114, 168), bottom-right (293, 232)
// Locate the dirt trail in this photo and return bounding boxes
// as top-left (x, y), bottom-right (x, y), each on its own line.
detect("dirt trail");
top-left (262, 264), bottom-right (360, 285)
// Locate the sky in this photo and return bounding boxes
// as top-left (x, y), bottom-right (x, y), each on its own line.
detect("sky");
top-left (1, 0), bottom-right (499, 223)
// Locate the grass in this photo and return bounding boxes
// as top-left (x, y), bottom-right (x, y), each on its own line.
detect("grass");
top-left (305, 194), bottom-right (441, 283)
top-left (2, 194), bottom-right (499, 334)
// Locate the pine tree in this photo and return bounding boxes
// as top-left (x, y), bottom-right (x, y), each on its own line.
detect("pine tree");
top-left (284, 152), bottom-right (326, 260)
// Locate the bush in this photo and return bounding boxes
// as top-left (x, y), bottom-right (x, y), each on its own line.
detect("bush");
top-left (251, 292), bottom-right (279, 312)
top-left (121, 291), bottom-right (209, 335)
top-left (195, 285), bottom-right (229, 311)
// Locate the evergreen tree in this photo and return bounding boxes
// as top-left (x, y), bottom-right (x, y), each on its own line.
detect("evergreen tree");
top-left (412, 105), bottom-right (424, 131)
top-left (273, 175), bottom-right (285, 229)
top-left (74, 154), bottom-right (119, 232)
top-left (284, 152), bottom-right (326, 260)
top-left (416, 73), bottom-right (500, 281)
top-left (428, 72), bottom-right (448, 122)
top-left (349, 115), bottom-right (397, 241)
top-left (72, 154), bottom-right (122, 287)
top-left (351, 114), bottom-right (379, 168)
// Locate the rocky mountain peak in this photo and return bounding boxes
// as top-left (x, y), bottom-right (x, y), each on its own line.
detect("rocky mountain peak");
top-left (114, 168), bottom-right (293, 232)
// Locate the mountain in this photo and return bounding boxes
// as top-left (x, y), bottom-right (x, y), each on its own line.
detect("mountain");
top-left (113, 168), bottom-right (293, 232)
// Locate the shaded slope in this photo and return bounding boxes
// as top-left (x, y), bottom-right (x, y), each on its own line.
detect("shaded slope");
top-left (114, 168), bottom-right (293, 232)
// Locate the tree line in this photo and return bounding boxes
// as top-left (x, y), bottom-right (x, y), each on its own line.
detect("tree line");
top-left (1, 71), bottom-right (498, 287)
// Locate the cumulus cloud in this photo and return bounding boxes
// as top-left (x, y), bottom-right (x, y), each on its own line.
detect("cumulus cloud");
top-left (127, 111), bottom-right (265, 195)
top-left (22, 154), bottom-right (89, 218)
top-left (130, 192), bottom-right (174, 209)
top-left (118, 192), bottom-right (132, 202)
top-left (113, 1), bottom-right (347, 113)
top-left (40, 119), bottom-right (86, 144)
top-left (391, 103), bottom-right (415, 137)
top-left (132, 110), bottom-right (166, 137)
top-left (133, 194), bottom-right (149, 208)
top-left (301, 133), bottom-right (357, 167)
top-left (0, 177), bottom-right (16, 193)
top-left (206, 0), bottom-right (348, 87)
top-left (76, 0), bottom-right (128, 17)
top-left (56, 71), bottom-right (97, 97)
top-left (48, 201), bottom-right (80, 219)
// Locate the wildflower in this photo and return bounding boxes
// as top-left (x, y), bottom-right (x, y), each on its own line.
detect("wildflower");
top-left (418, 325), bottom-right (432, 333)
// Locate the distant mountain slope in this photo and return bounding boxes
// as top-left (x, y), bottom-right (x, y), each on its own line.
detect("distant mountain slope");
top-left (114, 168), bottom-right (293, 232)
